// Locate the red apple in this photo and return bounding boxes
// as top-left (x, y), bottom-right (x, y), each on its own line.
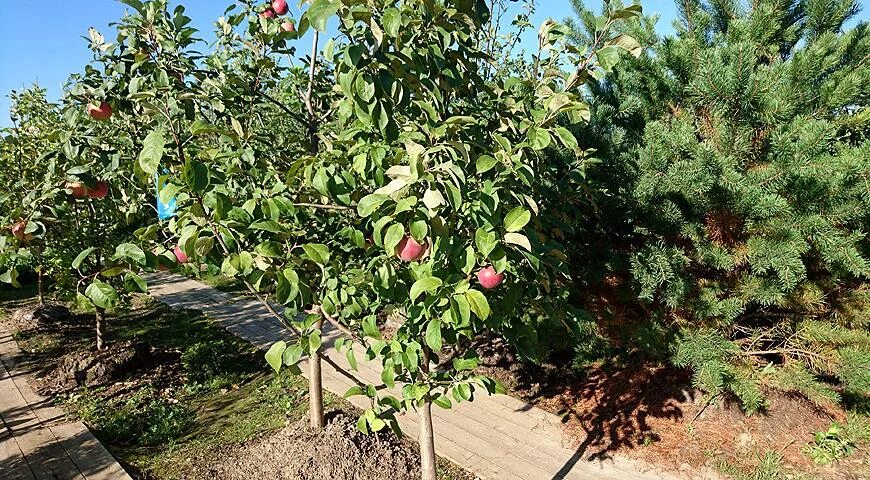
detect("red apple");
top-left (67, 182), bottom-right (89, 199)
top-left (88, 181), bottom-right (109, 199)
top-left (477, 266), bottom-right (504, 290)
top-left (272, 0), bottom-right (288, 15)
top-left (87, 102), bottom-right (112, 121)
top-left (11, 221), bottom-right (33, 241)
top-left (260, 8), bottom-right (276, 18)
top-left (173, 245), bottom-right (189, 264)
top-left (281, 21), bottom-right (295, 32)
top-left (395, 236), bottom-right (426, 262)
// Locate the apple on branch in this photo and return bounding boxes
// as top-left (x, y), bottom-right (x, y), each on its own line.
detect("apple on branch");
top-left (66, 182), bottom-right (89, 199)
top-left (88, 181), bottom-right (109, 199)
top-left (87, 102), bottom-right (112, 121)
top-left (173, 245), bottom-right (189, 264)
top-left (395, 236), bottom-right (427, 262)
top-left (11, 221), bottom-right (34, 242)
top-left (272, 0), bottom-right (289, 15)
top-left (477, 266), bottom-right (504, 289)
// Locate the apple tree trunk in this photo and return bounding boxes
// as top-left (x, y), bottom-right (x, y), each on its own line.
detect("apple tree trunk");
top-left (419, 347), bottom-right (437, 480)
top-left (309, 316), bottom-right (325, 428)
top-left (95, 306), bottom-right (106, 351)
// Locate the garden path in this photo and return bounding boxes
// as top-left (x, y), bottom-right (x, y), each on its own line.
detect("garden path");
top-left (144, 272), bottom-right (700, 480)
top-left (0, 330), bottom-right (132, 480)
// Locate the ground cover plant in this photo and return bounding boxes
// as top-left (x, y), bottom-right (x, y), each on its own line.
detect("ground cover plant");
top-left (0, 288), bottom-right (473, 480)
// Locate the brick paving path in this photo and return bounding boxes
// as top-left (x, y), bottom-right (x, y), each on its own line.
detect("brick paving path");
top-left (144, 272), bottom-right (701, 480)
top-left (0, 330), bottom-right (131, 480)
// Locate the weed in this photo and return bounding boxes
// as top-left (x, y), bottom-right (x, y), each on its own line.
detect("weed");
top-left (181, 340), bottom-right (256, 390)
top-left (803, 423), bottom-right (855, 465)
top-left (717, 451), bottom-right (791, 480)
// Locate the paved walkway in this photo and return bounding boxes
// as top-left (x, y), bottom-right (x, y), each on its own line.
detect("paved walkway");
top-left (0, 330), bottom-right (132, 480)
top-left (144, 272), bottom-right (694, 480)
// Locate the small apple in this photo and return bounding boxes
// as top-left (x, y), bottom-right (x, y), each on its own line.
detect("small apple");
top-left (87, 102), bottom-right (112, 121)
top-left (11, 221), bottom-right (33, 241)
top-left (477, 266), bottom-right (504, 289)
top-left (272, 0), bottom-right (289, 15)
top-left (281, 21), bottom-right (295, 32)
top-left (173, 245), bottom-right (189, 264)
top-left (260, 8), bottom-right (276, 18)
top-left (67, 182), bottom-right (89, 199)
top-left (88, 181), bottom-right (109, 199)
top-left (395, 236), bottom-right (427, 262)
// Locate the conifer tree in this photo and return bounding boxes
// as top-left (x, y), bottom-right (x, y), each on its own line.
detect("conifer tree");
top-left (572, 0), bottom-right (869, 411)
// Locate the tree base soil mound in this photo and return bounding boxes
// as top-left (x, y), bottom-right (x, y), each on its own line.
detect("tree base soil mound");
top-left (40, 341), bottom-right (151, 394)
top-left (12, 303), bottom-right (71, 328)
top-left (196, 411), bottom-right (475, 480)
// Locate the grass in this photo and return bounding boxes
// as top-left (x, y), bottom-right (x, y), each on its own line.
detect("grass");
top-left (1, 283), bottom-right (473, 480)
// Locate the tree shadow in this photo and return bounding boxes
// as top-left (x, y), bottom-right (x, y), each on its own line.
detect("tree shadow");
top-left (519, 362), bottom-right (694, 463)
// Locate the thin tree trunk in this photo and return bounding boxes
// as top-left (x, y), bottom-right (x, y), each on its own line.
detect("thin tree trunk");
top-left (95, 306), bottom-right (106, 351)
top-left (419, 347), bottom-right (437, 480)
top-left (37, 269), bottom-right (45, 306)
top-left (309, 316), bottom-right (325, 429)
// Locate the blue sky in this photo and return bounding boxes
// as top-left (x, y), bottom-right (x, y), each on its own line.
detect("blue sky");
top-left (0, 1), bottom-right (866, 127)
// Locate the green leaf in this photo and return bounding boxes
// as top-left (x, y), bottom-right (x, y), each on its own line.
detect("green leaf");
top-left (309, 330), bottom-right (322, 355)
top-left (346, 348), bottom-right (358, 370)
top-left (465, 289), bottom-right (490, 320)
top-left (461, 246), bottom-right (476, 275)
top-left (265, 341), bottom-right (287, 373)
top-left (595, 45), bottom-right (621, 71)
top-left (503, 206), bottom-right (531, 232)
top-left (383, 224), bottom-right (404, 253)
top-left (356, 415), bottom-right (369, 434)
top-left (72, 247), bottom-right (98, 269)
top-left (475, 155), bottom-right (498, 174)
top-left (504, 232), bottom-right (532, 251)
top-left (609, 34), bottom-right (642, 58)
top-left (410, 276), bottom-right (442, 302)
top-left (528, 127), bottom-right (551, 151)
top-left (302, 243), bottom-right (330, 265)
top-left (382, 7), bottom-right (401, 36)
top-left (115, 243), bottom-right (146, 266)
top-left (250, 220), bottom-right (285, 233)
top-left (282, 344), bottom-right (303, 366)
top-left (554, 127), bottom-right (578, 150)
top-left (183, 159), bottom-right (209, 192)
top-left (475, 228), bottom-right (497, 257)
top-left (357, 193), bottom-right (389, 217)
top-left (452, 357), bottom-right (479, 371)
top-left (611, 5), bottom-right (642, 19)
top-left (425, 319), bottom-right (442, 351)
top-left (124, 272), bottom-right (148, 293)
top-left (138, 129), bottom-right (165, 175)
top-left (307, 0), bottom-right (340, 32)
top-left (85, 281), bottom-right (120, 309)
top-left (433, 394), bottom-right (452, 409)
top-left (344, 386), bottom-right (364, 398)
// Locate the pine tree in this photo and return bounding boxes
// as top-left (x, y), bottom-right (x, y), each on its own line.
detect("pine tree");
top-left (572, 0), bottom-right (870, 410)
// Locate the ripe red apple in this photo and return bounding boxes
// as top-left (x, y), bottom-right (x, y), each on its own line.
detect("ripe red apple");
top-left (260, 8), bottom-right (276, 18)
top-left (88, 181), bottom-right (109, 199)
top-left (87, 102), bottom-right (112, 121)
top-left (272, 0), bottom-right (289, 15)
top-left (477, 266), bottom-right (504, 289)
top-left (281, 21), bottom-right (295, 32)
top-left (11, 221), bottom-right (33, 241)
top-left (173, 245), bottom-right (189, 264)
top-left (395, 236), bottom-right (426, 262)
top-left (67, 182), bottom-right (89, 199)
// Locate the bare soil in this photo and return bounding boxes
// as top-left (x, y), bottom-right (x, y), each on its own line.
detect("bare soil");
top-left (478, 346), bottom-right (869, 479)
top-left (189, 411), bottom-right (476, 480)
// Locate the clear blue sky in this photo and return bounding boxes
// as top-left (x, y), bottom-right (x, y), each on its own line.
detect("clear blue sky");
top-left (0, 1), bottom-right (866, 127)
